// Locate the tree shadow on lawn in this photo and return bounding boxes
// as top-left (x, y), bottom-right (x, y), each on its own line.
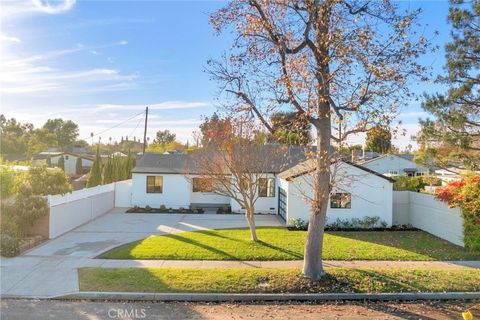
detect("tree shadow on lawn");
top-left (256, 240), bottom-right (303, 259)
top-left (328, 231), bottom-right (480, 260)
top-left (163, 232), bottom-right (302, 260)
top-left (155, 233), bottom-right (241, 260)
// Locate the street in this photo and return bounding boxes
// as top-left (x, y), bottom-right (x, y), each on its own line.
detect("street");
top-left (1, 299), bottom-right (478, 320)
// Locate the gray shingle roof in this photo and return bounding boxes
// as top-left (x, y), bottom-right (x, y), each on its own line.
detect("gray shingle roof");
top-left (132, 145), bottom-right (312, 174)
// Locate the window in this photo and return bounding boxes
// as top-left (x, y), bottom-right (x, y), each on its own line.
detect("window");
top-left (258, 178), bottom-right (275, 197)
top-left (330, 193), bottom-right (351, 209)
top-left (65, 155), bottom-right (69, 160)
top-left (416, 172), bottom-right (425, 176)
top-left (192, 178), bottom-right (213, 193)
top-left (388, 170), bottom-right (398, 176)
top-left (146, 176), bottom-right (163, 193)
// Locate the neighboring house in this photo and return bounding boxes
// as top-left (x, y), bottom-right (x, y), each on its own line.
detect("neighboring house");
top-left (350, 149), bottom-right (380, 163)
top-left (131, 147), bottom-right (394, 225)
top-left (0, 154), bottom-right (27, 163)
top-left (35, 152), bottom-right (94, 176)
top-left (434, 168), bottom-right (460, 184)
top-left (360, 154), bottom-right (431, 177)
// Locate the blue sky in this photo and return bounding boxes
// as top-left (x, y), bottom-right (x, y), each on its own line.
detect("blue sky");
top-left (1, 0), bottom-right (451, 149)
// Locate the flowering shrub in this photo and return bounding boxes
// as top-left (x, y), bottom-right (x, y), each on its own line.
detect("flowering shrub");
top-left (435, 174), bottom-right (480, 250)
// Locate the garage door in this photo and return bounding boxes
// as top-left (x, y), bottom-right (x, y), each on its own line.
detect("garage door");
top-left (278, 187), bottom-right (287, 221)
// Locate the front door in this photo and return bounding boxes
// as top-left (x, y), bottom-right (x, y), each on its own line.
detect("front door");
top-left (278, 187), bottom-right (287, 221)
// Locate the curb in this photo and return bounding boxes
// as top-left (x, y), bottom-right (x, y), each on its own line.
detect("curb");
top-left (36, 292), bottom-right (480, 302)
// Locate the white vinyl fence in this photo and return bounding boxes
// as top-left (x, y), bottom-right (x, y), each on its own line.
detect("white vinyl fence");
top-left (47, 180), bottom-right (132, 239)
top-left (393, 191), bottom-right (464, 246)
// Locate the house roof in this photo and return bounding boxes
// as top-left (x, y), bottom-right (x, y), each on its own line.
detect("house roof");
top-left (277, 159), bottom-right (395, 182)
top-left (34, 151), bottom-right (95, 161)
top-left (132, 145), bottom-right (312, 174)
top-left (133, 145), bottom-right (394, 182)
top-left (360, 153), bottom-right (424, 166)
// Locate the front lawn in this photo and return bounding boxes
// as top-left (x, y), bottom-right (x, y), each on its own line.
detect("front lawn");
top-left (99, 227), bottom-right (480, 261)
top-left (79, 267), bottom-right (480, 293)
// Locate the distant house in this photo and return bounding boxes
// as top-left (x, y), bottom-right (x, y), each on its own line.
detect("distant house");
top-left (360, 154), bottom-right (431, 177)
top-left (130, 146), bottom-right (394, 225)
top-left (0, 154), bottom-right (27, 163)
top-left (35, 152), bottom-right (94, 176)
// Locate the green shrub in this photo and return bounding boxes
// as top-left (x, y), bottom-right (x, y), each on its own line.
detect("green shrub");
top-left (0, 166), bottom-right (15, 199)
top-left (327, 216), bottom-right (388, 230)
top-left (288, 218), bottom-right (308, 230)
top-left (0, 234), bottom-right (19, 257)
top-left (0, 209), bottom-right (20, 237)
top-left (217, 205), bottom-right (232, 214)
top-left (19, 166), bottom-right (72, 196)
top-left (1, 182), bottom-right (49, 237)
top-left (393, 176), bottom-right (423, 191)
top-left (436, 175), bottom-right (480, 250)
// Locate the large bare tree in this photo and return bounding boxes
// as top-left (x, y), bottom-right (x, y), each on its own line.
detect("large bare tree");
top-left (208, 0), bottom-right (430, 279)
top-left (190, 119), bottom-right (286, 241)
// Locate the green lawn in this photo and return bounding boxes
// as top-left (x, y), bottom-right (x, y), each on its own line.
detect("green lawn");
top-left (99, 227), bottom-right (480, 261)
top-left (79, 267), bottom-right (480, 293)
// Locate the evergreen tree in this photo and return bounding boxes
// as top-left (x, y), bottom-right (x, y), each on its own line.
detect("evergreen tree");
top-left (87, 146), bottom-right (102, 188)
top-left (46, 156), bottom-right (52, 167)
top-left (417, 0), bottom-right (480, 168)
top-left (57, 155), bottom-right (65, 171)
top-left (125, 150), bottom-right (134, 179)
top-left (365, 126), bottom-right (392, 154)
top-left (102, 156), bottom-right (114, 184)
top-left (75, 157), bottom-right (83, 175)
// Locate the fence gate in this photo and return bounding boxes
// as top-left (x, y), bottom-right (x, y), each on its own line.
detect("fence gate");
top-left (278, 187), bottom-right (287, 221)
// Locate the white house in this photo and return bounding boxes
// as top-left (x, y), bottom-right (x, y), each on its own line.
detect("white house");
top-left (36, 152), bottom-right (94, 176)
top-left (360, 154), bottom-right (430, 177)
top-left (131, 147), bottom-right (394, 225)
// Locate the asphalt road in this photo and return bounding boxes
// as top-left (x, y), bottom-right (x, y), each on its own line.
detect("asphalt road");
top-left (1, 299), bottom-right (479, 320)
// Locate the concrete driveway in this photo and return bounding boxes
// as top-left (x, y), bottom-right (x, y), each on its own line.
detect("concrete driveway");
top-left (1, 208), bottom-right (283, 298)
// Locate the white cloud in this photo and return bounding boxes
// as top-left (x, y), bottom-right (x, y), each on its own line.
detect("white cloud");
top-left (1, 44), bottom-right (138, 95)
top-left (1, 0), bottom-right (75, 21)
top-left (31, 0), bottom-right (76, 14)
top-left (0, 34), bottom-right (21, 43)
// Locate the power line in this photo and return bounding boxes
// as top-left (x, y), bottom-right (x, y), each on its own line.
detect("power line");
top-left (83, 110), bottom-right (145, 141)
top-left (126, 115), bottom-right (144, 141)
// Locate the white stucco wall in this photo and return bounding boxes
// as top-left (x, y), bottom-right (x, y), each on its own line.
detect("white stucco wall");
top-left (393, 191), bottom-right (464, 246)
top-left (284, 162), bottom-right (393, 226)
top-left (132, 172), bottom-right (278, 213)
top-left (361, 155), bottom-right (429, 176)
top-left (50, 154), bottom-right (93, 176)
top-left (229, 174), bottom-right (278, 214)
top-left (131, 173), bottom-right (191, 208)
top-left (189, 175), bottom-right (230, 205)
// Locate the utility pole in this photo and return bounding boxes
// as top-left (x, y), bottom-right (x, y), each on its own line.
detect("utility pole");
top-left (142, 106), bottom-right (149, 154)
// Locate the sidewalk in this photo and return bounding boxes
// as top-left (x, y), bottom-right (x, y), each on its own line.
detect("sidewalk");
top-left (2, 255), bottom-right (479, 299)
top-left (89, 258), bottom-right (480, 269)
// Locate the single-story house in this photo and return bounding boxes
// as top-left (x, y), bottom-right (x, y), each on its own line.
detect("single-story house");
top-left (131, 146), bottom-right (394, 225)
top-left (360, 154), bottom-right (431, 177)
top-left (35, 151), bottom-right (94, 176)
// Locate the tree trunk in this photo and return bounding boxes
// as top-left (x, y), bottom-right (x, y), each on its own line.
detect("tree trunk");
top-left (245, 209), bottom-right (258, 242)
top-left (303, 116), bottom-right (331, 280)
